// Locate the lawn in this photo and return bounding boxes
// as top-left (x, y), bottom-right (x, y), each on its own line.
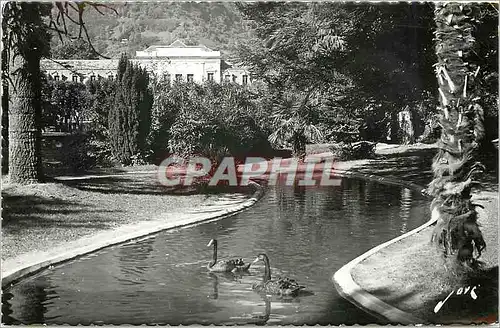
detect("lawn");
top-left (1, 173), bottom-right (207, 260)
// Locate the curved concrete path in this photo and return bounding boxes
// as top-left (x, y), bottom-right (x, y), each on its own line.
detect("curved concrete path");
top-left (2, 180), bottom-right (264, 288)
top-left (331, 169), bottom-right (432, 324)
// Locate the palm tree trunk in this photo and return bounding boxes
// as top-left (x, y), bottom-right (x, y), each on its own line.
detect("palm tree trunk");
top-left (429, 3), bottom-right (486, 266)
top-left (293, 133), bottom-right (306, 160)
top-left (1, 83), bottom-right (8, 174)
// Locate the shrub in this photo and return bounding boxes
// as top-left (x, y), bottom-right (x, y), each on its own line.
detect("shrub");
top-left (41, 78), bottom-right (92, 132)
top-left (329, 141), bottom-right (376, 160)
top-left (168, 82), bottom-right (271, 162)
top-left (147, 78), bottom-right (186, 163)
top-left (86, 78), bottom-right (116, 166)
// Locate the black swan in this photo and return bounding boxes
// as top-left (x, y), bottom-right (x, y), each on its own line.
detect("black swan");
top-left (251, 253), bottom-right (305, 296)
top-left (207, 239), bottom-right (251, 273)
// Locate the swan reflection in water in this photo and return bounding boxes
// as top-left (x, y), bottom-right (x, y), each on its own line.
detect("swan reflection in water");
top-left (206, 271), bottom-right (313, 325)
top-left (207, 271), bottom-right (250, 300)
top-left (208, 273), bottom-right (219, 300)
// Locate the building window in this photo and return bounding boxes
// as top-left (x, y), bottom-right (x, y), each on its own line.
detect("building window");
top-left (163, 73), bottom-right (171, 83)
top-left (175, 74), bottom-right (183, 82)
top-left (242, 75), bottom-right (248, 86)
top-left (187, 74), bottom-right (194, 82)
top-left (54, 74), bottom-right (59, 81)
top-left (72, 75), bottom-right (79, 82)
top-left (207, 73), bottom-right (214, 81)
top-left (108, 74), bottom-right (114, 80)
top-left (224, 75), bottom-right (230, 81)
top-left (90, 75), bottom-right (96, 81)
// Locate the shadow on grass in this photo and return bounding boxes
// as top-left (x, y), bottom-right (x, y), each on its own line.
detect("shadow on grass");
top-left (427, 266), bottom-right (499, 324)
top-left (57, 175), bottom-right (200, 196)
top-left (56, 175), bottom-right (252, 197)
top-left (366, 265), bottom-right (498, 324)
top-left (2, 193), bottom-right (117, 233)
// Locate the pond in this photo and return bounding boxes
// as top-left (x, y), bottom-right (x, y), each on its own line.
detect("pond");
top-left (2, 178), bottom-right (430, 325)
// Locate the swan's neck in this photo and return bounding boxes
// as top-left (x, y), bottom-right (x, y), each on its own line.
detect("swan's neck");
top-left (263, 256), bottom-right (271, 282)
top-left (210, 241), bottom-right (218, 267)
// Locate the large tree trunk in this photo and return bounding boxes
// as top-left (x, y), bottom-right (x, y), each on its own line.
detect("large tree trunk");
top-left (5, 3), bottom-right (47, 184)
top-left (429, 3), bottom-right (486, 266)
top-left (8, 54), bottom-right (43, 183)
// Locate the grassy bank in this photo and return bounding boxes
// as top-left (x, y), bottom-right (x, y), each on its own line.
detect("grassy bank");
top-left (348, 147), bottom-right (498, 324)
top-left (2, 174), bottom-right (207, 260)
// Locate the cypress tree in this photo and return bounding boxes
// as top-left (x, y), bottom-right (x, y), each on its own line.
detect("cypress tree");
top-left (108, 55), bottom-right (152, 165)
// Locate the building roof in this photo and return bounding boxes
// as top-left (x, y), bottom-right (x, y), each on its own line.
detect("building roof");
top-left (41, 59), bottom-right (119, 72)
top-left (145, 40), bottom-right (214, 51)
top-left (136, 40), bottom-right (220, 58)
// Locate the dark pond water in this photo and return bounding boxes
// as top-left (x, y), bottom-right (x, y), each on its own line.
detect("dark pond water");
top-left (2, 178), bottom-right (430, 325)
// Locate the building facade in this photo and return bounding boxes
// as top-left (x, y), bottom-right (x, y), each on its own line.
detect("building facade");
top-left (41, 40), bottom-right (251, 86)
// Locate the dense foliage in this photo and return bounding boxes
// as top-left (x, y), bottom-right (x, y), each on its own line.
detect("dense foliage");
top-left (41, 78), bottom-right (91, 132)
top-left (51, 39), bottom-right (99, 60)
top-left (108, 54), bottom-right (153, 165)
top-left (147, 77), bottom-right (185, 162)
top-left (40, 77), bottom-right (117, 169)
top-left (86, 78), bottom-right (117, 165)
top-left (168, 81), bottom-right (271, 162)
top-left (473, 3), bottom-right (499, 144)
top-left (237, 2), bottom-right (439, 145)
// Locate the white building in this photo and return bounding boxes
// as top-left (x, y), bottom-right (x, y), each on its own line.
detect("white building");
top-left (41, 40), bottom-right (251, 86)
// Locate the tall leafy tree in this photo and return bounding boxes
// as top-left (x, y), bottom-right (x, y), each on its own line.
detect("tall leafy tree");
top-left (429, 3), bottom-right (488, 267)
top-left (237, 3), bottom-right (349, 151)
top-left (238, 2), bottom-right (349, 92)
top-left (268, 89), bottom-right (323, 159)
top-left (108, 54), bottom-right (152, 165)
top-left (237, 3), bottom-right (437, 145)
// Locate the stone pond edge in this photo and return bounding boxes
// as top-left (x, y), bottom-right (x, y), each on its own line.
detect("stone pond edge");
top-left (1, 181), bottom-right (264, 288)
top-left (331, 168), bottom-right (432, 324)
